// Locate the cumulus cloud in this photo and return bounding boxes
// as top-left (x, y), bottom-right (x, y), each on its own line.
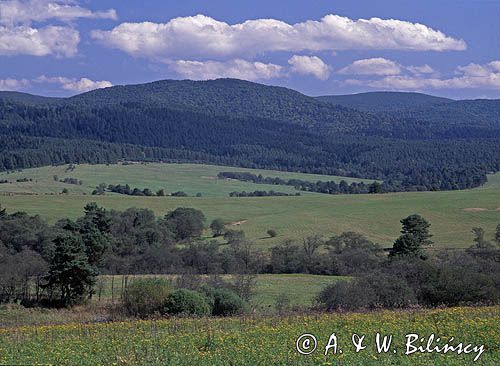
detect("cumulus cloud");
top-left (91, 14), bottom-right (466, 60)
top-left (169, 59), bottom-right (284, 81)
top-left (0, 0), bottom-right (117, 25)
top-left (0, 78), bottom-right (30, 91)
top-left (0, 25), bottom-right (79, 56)
top-left (0, 1), bottom-right (116, 57)
top-left (361, 60), bottom-right (500, 90)
top-left (36, 76), bottom-right (113, 92)
top-left (288, 55), bottom-right (330, 80)
top-left (338, 58), bottom-right (402, 76)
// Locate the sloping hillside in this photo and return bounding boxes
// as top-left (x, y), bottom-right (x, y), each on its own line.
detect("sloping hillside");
top-left (316, 91), bottom-right (453, 112)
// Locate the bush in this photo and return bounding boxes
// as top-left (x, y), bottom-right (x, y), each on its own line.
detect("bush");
top-left (317, 273), bottom-right (416, 311)
top-left (317, 280), bottom-right (376, 311)
top-left (162, 289), bottom-right (211, 316)
top-left (210, 288), bottom-right (250, 316)
top-left (123, 278), bottom-right (171, 317)
top-left (267, 229), bottom-right (277, 238)
top-left (360, 272), bottom-right (416, 308)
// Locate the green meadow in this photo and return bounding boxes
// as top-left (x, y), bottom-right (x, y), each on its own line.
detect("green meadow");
top-left (0, 162), bottom-right (372, 196)
top-left (0, 163), bottom-right (499, 248)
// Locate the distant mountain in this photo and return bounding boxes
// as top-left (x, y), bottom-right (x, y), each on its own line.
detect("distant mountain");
top-left (1, 79), bottom-right (499, 191)
top-left (316, 92), bottom-right (453, 112)
top-left (0, 91), bottom-right (61, 105)
top-left (69, 78), bottom-right (367, 128)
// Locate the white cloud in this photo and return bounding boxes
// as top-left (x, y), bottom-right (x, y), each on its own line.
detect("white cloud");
top-left (407, 64), bottom-right (435, 75)
top-left (338, 58), bottom-right (402, 76)
top-left (36, 76), bottom-right (113, 92)
top-left (0, 0), bottom-right (117, 25)
top-left (0, 25), bottom-right (79, 56)
top-left (0, 78), bottom-right (30, 91)
top-left (288, 55), bottom-right (330, 80)
top-left (0, 1), bottom-right (116, 57)
top-left (169, 59), bottom-right (284, 81)
top-left (363, 60), bottom-right (500, 90)
top-left (91, 14), bottom-right (466, 60)
top-left (489, 61), bottom-right (500, 72)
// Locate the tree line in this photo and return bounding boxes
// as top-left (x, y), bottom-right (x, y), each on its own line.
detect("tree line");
top-left (0, 203), bottom-right (498, 309)
top-left (229, 190), bottom-right (300, 197)
top-left (219, 171), bottom-right (384, 194)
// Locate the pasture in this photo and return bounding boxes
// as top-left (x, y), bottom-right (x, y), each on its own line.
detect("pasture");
top-left (0, 163), bottom-right (499, 248)
top-left (0, 162), bottom-right (372, 197)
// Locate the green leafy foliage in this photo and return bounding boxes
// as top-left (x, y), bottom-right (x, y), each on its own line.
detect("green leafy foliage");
top-left (162, 289), bottom-right (211, 316)
top-left (208, 288), bottom-right (250, 316)
top-left (123, 278), bottom-right (171, 317)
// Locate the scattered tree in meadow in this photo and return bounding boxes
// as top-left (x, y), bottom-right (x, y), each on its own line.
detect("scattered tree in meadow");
top-left (471, 227), bottom-right (493, 249)
top-left (267, 229), bottom-right (277, 238)
top-left (164, 207), bottom-right (205, 240)
top-left (210, 218), bottom-right (226, 237)
top-left (223, 229), bottom-right (245, 244)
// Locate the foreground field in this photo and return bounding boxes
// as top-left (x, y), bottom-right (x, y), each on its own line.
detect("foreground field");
top-left (0, 306), bottom-right (497, 365)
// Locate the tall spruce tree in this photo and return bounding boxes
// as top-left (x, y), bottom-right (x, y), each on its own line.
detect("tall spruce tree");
top-left (44, 235), bottom-right (97, 306)
top-left (390, 214), bottom-right (432, 258)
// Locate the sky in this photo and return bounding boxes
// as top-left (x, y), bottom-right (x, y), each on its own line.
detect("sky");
top-left (0, 0), bottom-right (499, 98)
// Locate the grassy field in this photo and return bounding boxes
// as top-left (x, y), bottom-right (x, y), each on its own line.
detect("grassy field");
top-left (0, 162), bottom-right (373, 197)
top-left (0, 306), bottom-right (497, 365)
top-left (0, 163), bottom-right (499, 248)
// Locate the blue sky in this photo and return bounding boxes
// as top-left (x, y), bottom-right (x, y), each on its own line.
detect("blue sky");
top-left (0, 0), bottom-right (499, 98)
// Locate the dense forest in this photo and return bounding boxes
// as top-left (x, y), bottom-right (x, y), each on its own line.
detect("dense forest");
top-left (1, 78), bottom-right (500, 191)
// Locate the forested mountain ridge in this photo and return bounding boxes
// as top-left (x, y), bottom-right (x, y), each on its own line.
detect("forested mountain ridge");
top-left (0, 91), bottom-right (62, 105)
top-left (68, 78), bottom-right (370, 128)
top-left (316, 91), bottom-right (453, 112)
top-left (1, 78), bottom-right (500, 191)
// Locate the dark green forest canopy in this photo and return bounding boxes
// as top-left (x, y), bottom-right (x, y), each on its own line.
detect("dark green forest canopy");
top-left (1, 78), bottom-right (500, 191)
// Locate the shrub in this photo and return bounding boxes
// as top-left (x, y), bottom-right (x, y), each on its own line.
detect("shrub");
top-left (360, 272), bottom-right (416, 308)
top-left (210, 218), bottom-right (226, 237)
top-left (267, 229), bottom-right (277, 238)
top-left (317, 280), bottom-right (376, 311)
top-left (123, 278), bottom-right (171, 317)
top-left (317, 273), bottom-right (416, 311)
top-left (211, 288), bottom-right (250, 316)
top-left (162, 289), bottom-right (211, 316)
